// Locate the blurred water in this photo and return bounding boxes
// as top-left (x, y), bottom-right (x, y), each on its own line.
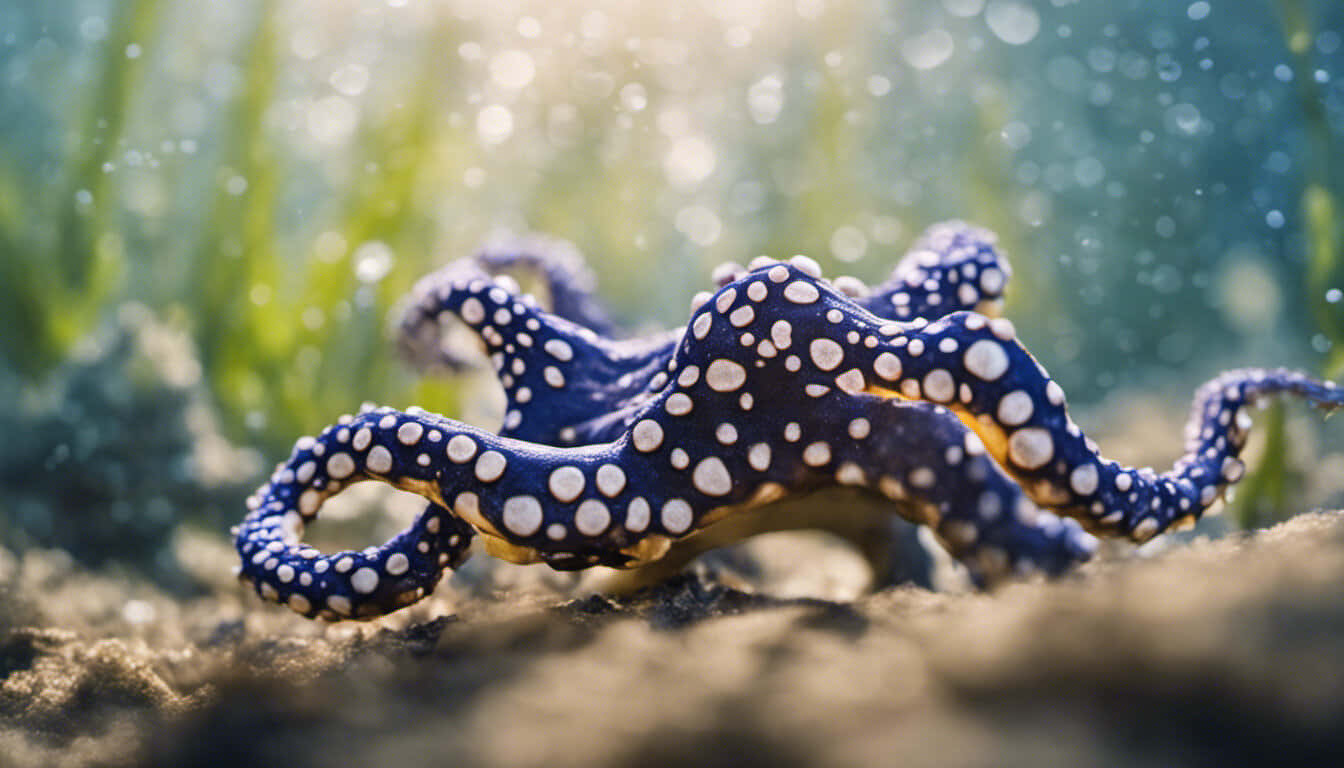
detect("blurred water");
top-left (1, 0), bottom-right (1342, 564)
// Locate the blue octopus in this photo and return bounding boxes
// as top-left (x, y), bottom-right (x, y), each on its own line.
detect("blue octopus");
top-left (234, 223), bottom-right (1344, 619)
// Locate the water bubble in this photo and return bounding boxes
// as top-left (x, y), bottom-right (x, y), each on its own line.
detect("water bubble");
top-left (353, 241), bottom-right (394, 284)
top-left (830, 226), bottom-right (868, 263)
top-left (1018, 191), bottom-right (1050, 227)
top-left (1187, 2), bottom-right (1210, 20)
top-left (1326, 288), bottom-right (1342, 304)
top-left (330, 64), bottom-right (370, 96)
top-left (1155, 54), bottom-right (1182, 82)
top-left (1087, 47), bottom-right (1115, 73)
top-left (985, 1), bottom-right (1040, 45)
top-left (1046, 56), bottom-right (1085, 93)
top-left (301, 307), bottom-right (325, 331)
top-left (1000, 120), bottom-right (1032, 150)
top-left (476, 104), bottom-right (514, 144)
top-left (290, 28), bottom-right (321, 60)
top-left (1274, 64), bottom-right (1293, 82)
top-left (490, 50), bottom-right (536, 89)
top-left (314, 231), bottom-right (347, 263)
top-left (796, 0), bottom-right (825, 21)
top-left (1265, 210), bottom-right (1285, 229)
top-left (1074, 157), bottom-right (1105, 187)
top-left (942, 0), bottom-right (985, 17)
top-left (870, 216), bottom-right (903, 245)
top-left (866, 75), bottom-right (891, 96)
top-left (658, 108), bottom-right (690, 137)
top-left (747, 75), bottom-right (784, 124)
top-left (1118, 52), bottom-right (1149, 79)
top-left (1151, 264), bottom-right (1183, 294)
top-left (308, 96), bottom-right (358, 145)
top-left (580, 10), bottom-right (608, 40)
top-left (518, 17), bottom-right (542, 38)
top-left (122, 600), bottom-right (156, 625)
top-left (80, 16), bottom-right (107, 42)
top-left (675, 205), bottom-right (722, 246)
top-left (1088, 82), bottom-right (1113, 107)
top-left (620, 82), bottom-right (648, 111)
top-left (1165, 103), bottom-right (1202, 135)
top-left (1218, 255), bottom-right (1281, 334)
top-left (1319, 30), bottom-right (1342, 55)
top-left (664, 135), bottom-right (716, 188)
top-left (901, 29), bottom-right (954, 70)
top-left (1218, 72), bottom-right (1247, 100)
top-left (574, 71), bottom-right (614, 101)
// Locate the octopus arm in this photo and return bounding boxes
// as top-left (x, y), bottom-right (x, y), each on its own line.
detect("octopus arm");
top-left (858, 220), bottom-right (1013, 322)
top-left (396, 235), bottom-right (615, 373)
top-left (736, 265), bottom-right (1344, 542)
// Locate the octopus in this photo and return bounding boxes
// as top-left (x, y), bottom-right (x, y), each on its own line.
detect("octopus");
top-left (234, 222), bottom-right (1344, 620)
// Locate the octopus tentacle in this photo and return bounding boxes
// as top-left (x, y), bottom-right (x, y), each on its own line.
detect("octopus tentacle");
top-left (235, 395), bottom-right (1092, 618)
top-left (473, 234), bottom-right (619, 335)
top-left (396, 235), bottom-right (617, 372)
top-left (232, 406), bottom-right (713, 617)
top-left (702, 222), bottom-right (1010, 324)
top-left (712, 263), bottom-right (1344, 541)
top-left (856, 220), bottom-right (1011, 321)
top-left (397, 271), bottom-right (669, 443)
top-left (235, 408), bottom-right (483, 619)
top-left (811, 396), bottom-right (1095, 582)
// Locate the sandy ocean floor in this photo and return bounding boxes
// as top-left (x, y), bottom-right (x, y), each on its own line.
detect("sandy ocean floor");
top-left (3, 509), bottom-right (1344, 768)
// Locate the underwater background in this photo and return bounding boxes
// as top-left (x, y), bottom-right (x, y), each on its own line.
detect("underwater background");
top-left (4, 2), bottom-right (1344, 766)
top-left (3, 0), bottom-right (1343, 572)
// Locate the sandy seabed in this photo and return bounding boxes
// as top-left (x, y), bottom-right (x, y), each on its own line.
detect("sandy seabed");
top-left (2, 511), bottom-right (1343, 768)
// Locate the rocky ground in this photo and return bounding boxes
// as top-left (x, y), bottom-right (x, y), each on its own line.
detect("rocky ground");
top-left (2, 510), bottom-right (1344, 768)
top-left (4, 310), bottom-right (1344, 766)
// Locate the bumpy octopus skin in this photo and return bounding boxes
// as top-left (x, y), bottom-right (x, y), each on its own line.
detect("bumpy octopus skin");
top-left (397, 233), bottom-right (621, 373)
top-left (235, 236), bottom-right (1344, 620)
top-left (394, 222), bottom-right (1010, 590)
top-left (397, 221), bottom-right (1011, 447)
